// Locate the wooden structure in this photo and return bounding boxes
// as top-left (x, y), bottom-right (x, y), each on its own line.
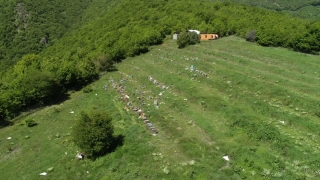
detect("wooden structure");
top-left (200, 34), bottom-right (219, 40)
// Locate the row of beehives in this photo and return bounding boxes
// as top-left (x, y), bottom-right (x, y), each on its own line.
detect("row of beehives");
top-left (109, 75), bottom-right (158, 135)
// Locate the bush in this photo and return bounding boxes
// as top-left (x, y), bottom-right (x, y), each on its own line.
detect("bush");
top-left (82, 85), bottom-right (93, 93)
top-left (246, 30), bottom-right (256, 42)
top-left (189, 31), bottom-right (201, 44)
top-left (72, 110), bottom-right (117, 158)
top-left (177, 31), bottom-right (200, 48)
top-left (25, 118), bottom-right (38, 127)
top-left (93, 54), bottom-right (114, 71)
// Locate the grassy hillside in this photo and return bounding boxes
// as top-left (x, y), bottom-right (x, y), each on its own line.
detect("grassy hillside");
top-left (1, 36), bottom-right (320, 179)
top-left (1, 0), bottom-right (319, 74)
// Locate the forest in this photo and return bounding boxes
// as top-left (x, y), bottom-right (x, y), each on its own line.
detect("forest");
top-left (0, 0), bottom-right (319, 122)
top-left (209, 0), bottom-right (320, 20)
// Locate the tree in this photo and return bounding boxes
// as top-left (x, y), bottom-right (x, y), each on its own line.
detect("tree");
top-left (177, 31), bottom-right (190, 48)
top-left (93, 54), bottom-right (114, 71)
top-left (72, 110), bottom-right (117, 158)
top-left (177, 31), bottom-right (200, 48)
top-left (19, 70), bottom-right (60, 105)
top-left (189, 31), bottom-right (201, 44)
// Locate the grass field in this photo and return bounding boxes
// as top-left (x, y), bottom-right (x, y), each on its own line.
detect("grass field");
top-left (1, 36), bottom-right (320, 179)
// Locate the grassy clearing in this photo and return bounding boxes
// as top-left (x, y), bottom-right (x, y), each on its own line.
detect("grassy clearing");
top-left (1, 36), bottom-right (320, 179)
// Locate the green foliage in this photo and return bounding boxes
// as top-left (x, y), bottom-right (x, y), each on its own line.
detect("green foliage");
top-left (177, 31), bottom-right (190, 48)
top-left (25, 118), bottom-right (37, 127)
top-left (72, 110), bottom-right (116, 158)
top-left (189, 31), bottom-right (201, 44)
top-left (246, 30), bottom-right (256, 42)
top-left (209, 0), bottom-right (320, 20)
top-left (93, 54), bottom-right (114, 71)
top-left (0, 0), bottom-right (93, 71)
top-left (1, 36), bottom-right (320, 179)
top-left (82, 85), bottom-right (93, 93)
top-left (177, 31), bottom-right (200, 48)
top-left (1, 0), bottom-right (320, 122)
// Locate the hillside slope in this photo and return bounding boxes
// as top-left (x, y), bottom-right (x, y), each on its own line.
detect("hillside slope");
top-left (1, 0), bottom-right (319, 124)
top-left (0, 0), bottom-right (110, 71)
top-left (1, 36), bottom-right (320, 179)
top-left (210, 0), bottom-right (320, 20)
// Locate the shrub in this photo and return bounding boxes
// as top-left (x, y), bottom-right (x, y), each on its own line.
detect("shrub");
top-left (177, 31), bottom-right (200, 48)
top-left (72, 110), bottom-right (117, 158)
top-left (189, 31), bottom-right (201, 44)
top-left (93, 54), bottom-right (114, 71)
top-left (82, 85), bottom-right (93, 93)
top-left (246, 30), bottom-right (256, 42)
top-left (25, 118), bottom-right (38, 127)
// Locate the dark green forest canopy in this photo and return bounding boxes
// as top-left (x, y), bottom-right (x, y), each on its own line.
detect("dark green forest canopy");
top-left (0, 0), bottom-right (319, 121)
top-left (0, 0), bottom-right (319, 71)
top-left (0, 0), bottom-right (93, 71)
top-left (209, 0), bottom-right (320, 20)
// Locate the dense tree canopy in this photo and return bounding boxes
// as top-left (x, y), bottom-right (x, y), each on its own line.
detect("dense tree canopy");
top-left (208, 0), bottom-right (320, 20)
top-left (0, 0), bottom-right (319, 121)
top-left (0, 0), bottom-right (93, 71)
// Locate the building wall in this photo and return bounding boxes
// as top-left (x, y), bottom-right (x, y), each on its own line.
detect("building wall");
top-left (201, 34), bottom-right (219, 40)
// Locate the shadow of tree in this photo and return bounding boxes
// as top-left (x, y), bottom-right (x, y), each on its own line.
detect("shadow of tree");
top-left (0, 119), bottom-right (13, 129)
top-left (91, 134), bottom-right (125, 160)
top-left (110, 134), bottom-right (125, 152)
top-left (9, 93), bottom-right (71, 124)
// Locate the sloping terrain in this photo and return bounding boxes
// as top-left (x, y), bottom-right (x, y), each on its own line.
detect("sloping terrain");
top-left (210, 0), bottom-right (320, 20)
top-left (1, 36), bottom-right (320, 179)
top-left (0, 0), bottom-right (119, 71)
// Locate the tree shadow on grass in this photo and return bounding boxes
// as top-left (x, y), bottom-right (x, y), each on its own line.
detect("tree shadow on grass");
top-left (0, 119), bottom-right (13, 129)
top-left (110, 134), bottom-right (125, 152)
top-left (8, 93), bottom-right (71, 125)
top-left (92, 134), bottom-right (125, 160)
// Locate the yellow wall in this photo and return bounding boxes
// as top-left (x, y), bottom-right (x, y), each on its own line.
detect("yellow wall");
top-left (200, 34), bottom-right (219, 40)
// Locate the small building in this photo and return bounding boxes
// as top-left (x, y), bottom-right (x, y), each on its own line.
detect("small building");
top-left (201, 34), bottom-right (219, 40)
top-left (173, 32), bottom-right (179, 40)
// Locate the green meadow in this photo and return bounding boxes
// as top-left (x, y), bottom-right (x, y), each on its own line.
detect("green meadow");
top-left (1, 36), bottom-right (320, 179)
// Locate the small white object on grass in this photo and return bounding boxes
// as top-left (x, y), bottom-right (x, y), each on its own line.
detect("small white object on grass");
top-left (7, 137), bottom-right (12, 140)
top-left (95, 93), bottom-right (97, 96)
top-left (86, 171), bottom-right (89, 174)
top-left (184, 98), bottom-right (188, 101)
top-left (39, 172), bottom-right (47, 176)
top-left (223, 156), bottom-right (230, 161)
top-left (279, 121), bottom-right (285, 124)
top-left (70, 111), bottom-right (74, 114)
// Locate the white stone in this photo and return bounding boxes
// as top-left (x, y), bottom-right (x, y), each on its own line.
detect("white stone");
top-left (39, 172), bottom-right (47, 176)
top-left (223, 156), bottom-right (230, 161)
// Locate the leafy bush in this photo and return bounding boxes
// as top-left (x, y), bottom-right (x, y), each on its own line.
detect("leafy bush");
top-left (177, 31), bottom-right (190, 48)
top-left (189, 31), bottom-right (201, 44)
top-left (25, 118), bottom-right (37, 127)
top-left (246, 30), bottom-right (256, 42)
top-left (93, 54), bottom-right (114, 71)
top-left (177, 31), bottom-right (200, 48)
top-left (82, 85), bottom-right (93, 93)
top-left (72, 110), bottom-right (117, 158)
